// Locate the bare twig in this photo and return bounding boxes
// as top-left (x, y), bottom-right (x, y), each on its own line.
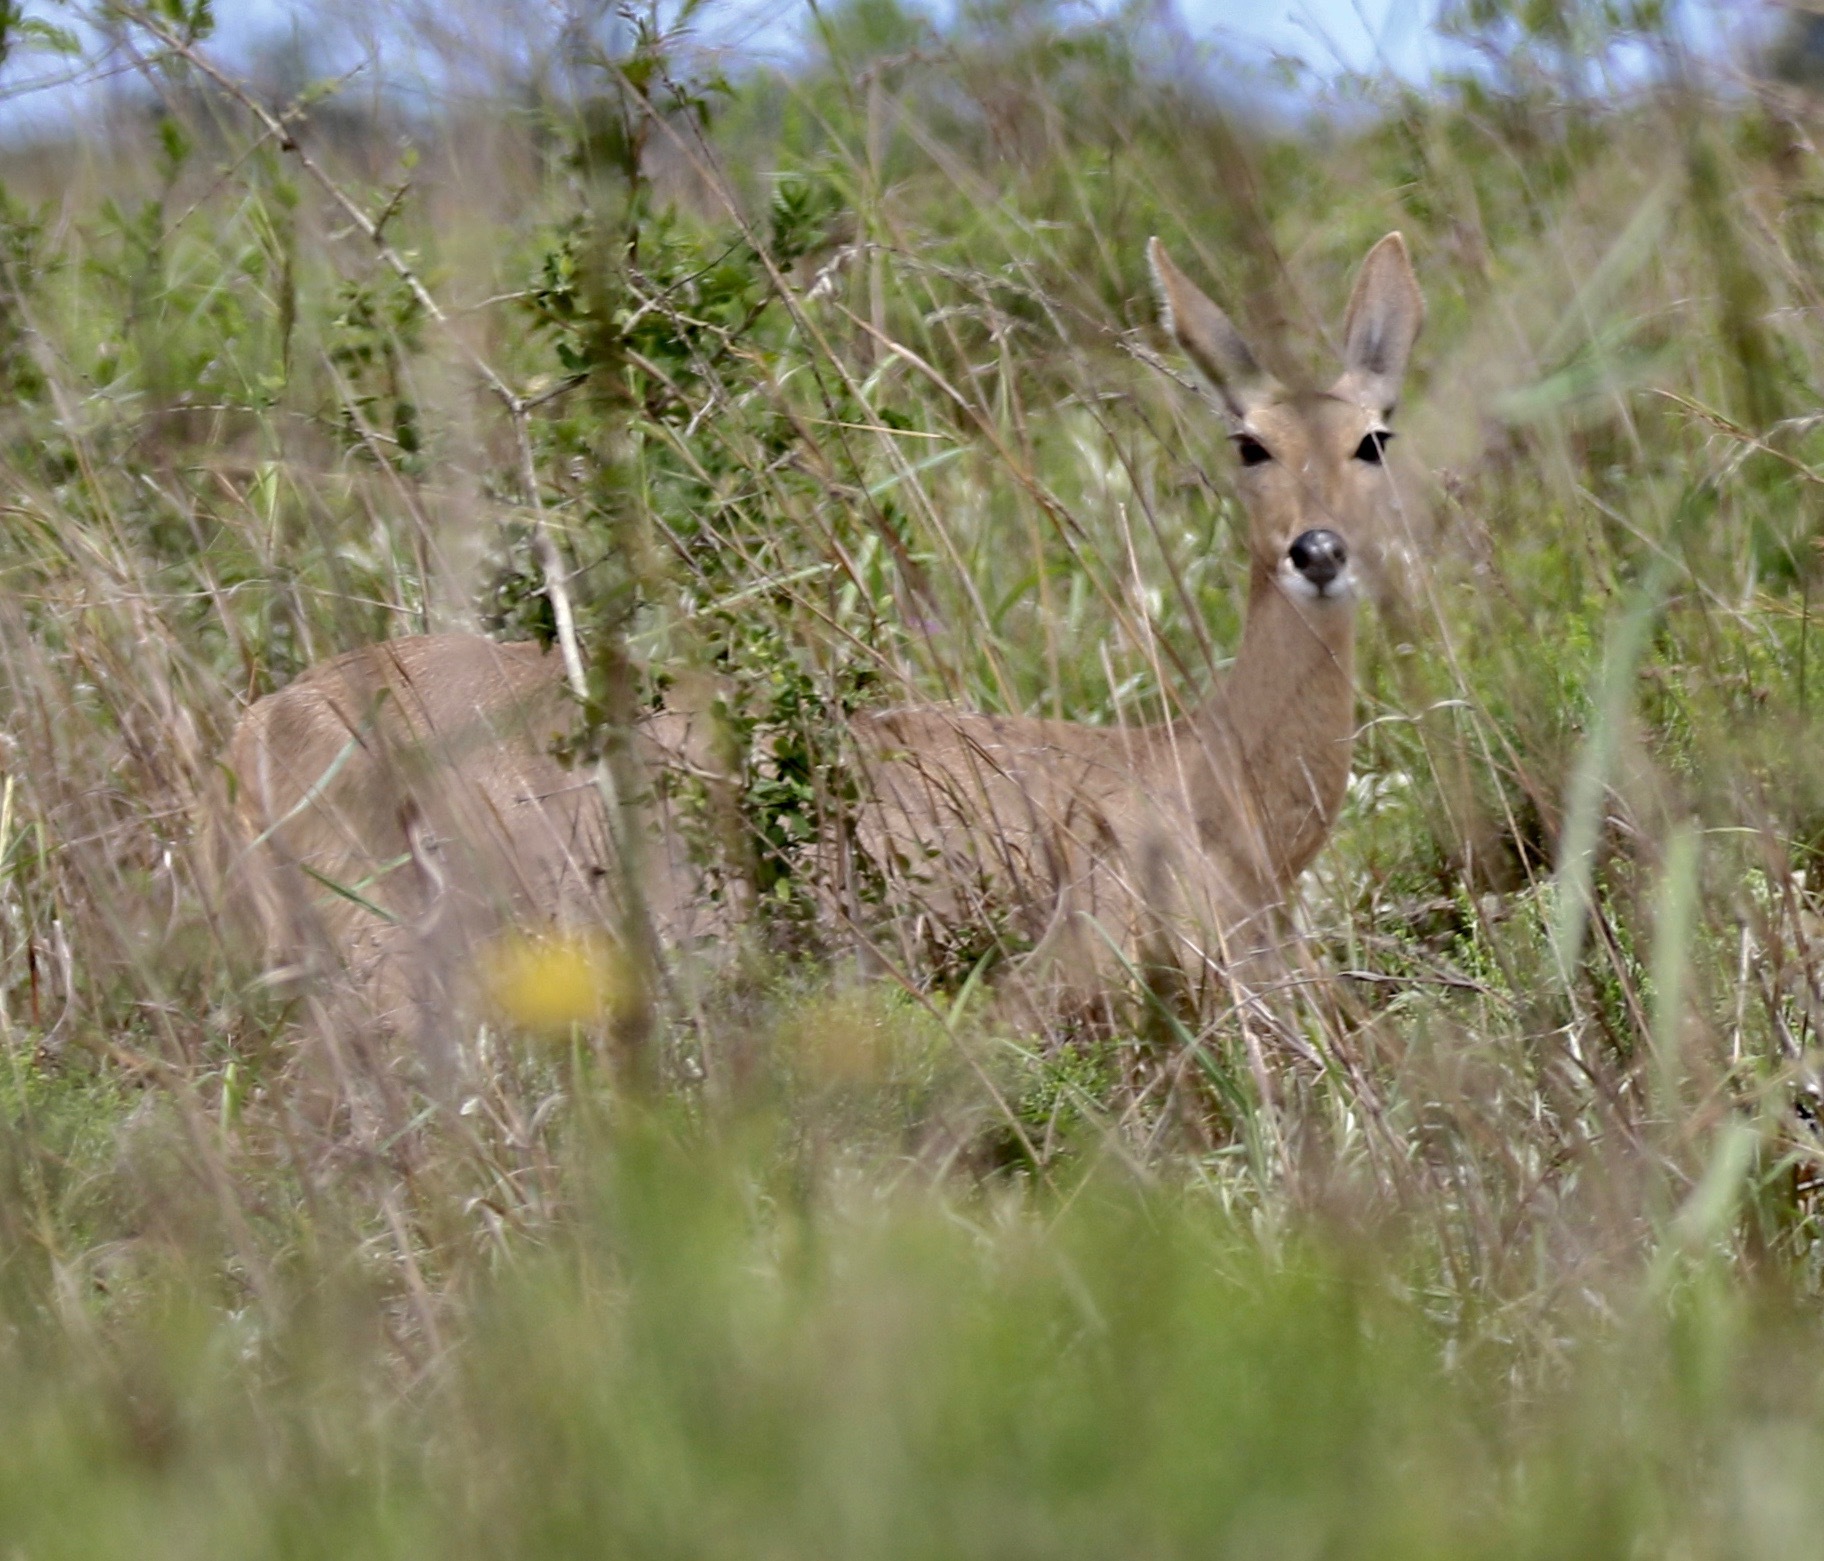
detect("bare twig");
top-left (125, 8), bottom-right (589, 700)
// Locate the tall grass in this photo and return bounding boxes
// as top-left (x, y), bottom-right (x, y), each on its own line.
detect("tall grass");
top-left (0, 0), bottom-right (1820, 1550)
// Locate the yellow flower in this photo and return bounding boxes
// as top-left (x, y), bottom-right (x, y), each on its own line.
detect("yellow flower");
top-left (483, 931), bottom-right (634, 1034)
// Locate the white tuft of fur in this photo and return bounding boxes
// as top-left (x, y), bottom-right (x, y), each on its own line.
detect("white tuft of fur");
top-left (1277, 555), bottom-right (1356, 603)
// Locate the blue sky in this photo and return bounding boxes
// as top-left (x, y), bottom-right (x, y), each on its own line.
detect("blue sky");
top-left (0, 0), bottom-right (1448, 118)
top-left (204, 0), bottom-right (1445, 76)
top-left (0, 0), bottom-right (1764, 130)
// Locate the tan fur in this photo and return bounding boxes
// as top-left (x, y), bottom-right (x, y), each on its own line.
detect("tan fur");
top-left (219, 234), bottom-right (1424, 1016)
top-left (222, 634), bottom-right (712, 1028)
top-left (857, 236), bottom-right (1424, 987)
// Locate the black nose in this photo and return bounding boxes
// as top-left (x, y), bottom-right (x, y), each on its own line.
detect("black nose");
top-left (1287, 528), bottom-right (1347, 593)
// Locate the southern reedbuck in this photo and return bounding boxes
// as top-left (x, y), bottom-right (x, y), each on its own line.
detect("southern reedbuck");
top-left (221, 232), bottom-right (1423, 1023)
top-left (854, 233), bottom-right (1423, 997)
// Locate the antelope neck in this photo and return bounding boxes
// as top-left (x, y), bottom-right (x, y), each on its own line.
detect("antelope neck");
top-left (1186, 565), bottom-right (1358, 890)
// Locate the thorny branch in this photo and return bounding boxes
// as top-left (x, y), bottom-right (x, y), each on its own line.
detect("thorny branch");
top-left (125, 8), bottom-right (590, 703)
top-left (116, 4), bottom-right (669, 1082)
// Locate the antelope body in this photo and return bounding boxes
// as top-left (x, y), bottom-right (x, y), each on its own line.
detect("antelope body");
top-left (222, 234), bottom-right (1423, 1020)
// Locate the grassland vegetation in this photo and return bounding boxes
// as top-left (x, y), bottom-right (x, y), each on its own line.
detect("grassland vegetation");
top-left (0, 0), bottom-right (1821, 1551)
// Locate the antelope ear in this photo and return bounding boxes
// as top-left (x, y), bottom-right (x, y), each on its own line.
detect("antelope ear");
top-left (1333, 232), bottom-right (1424, 415)
top-left (1148, 237), bottom-right (1276, 426)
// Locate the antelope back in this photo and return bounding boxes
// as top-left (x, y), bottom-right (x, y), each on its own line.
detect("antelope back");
top-left (225, 635), bottom-right (607, 1018)
top-left (223, 633), bottom-right (730, 1027)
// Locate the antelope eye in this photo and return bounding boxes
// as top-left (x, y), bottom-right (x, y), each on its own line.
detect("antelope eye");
top-left (1234, 434), bottom-right (1272, 467)
top-left (1354, 430), bottom-right (1392, 464)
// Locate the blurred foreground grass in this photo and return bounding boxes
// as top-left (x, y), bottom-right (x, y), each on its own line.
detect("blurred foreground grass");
top-left (5, 1114), bottom-right (1822, 1560)
top-left (0, 0), bottom-right (1821, 1550)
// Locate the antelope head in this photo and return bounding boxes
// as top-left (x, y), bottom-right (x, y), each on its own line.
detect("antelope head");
top-left (1147, 233), bottom-right (1424, 619)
